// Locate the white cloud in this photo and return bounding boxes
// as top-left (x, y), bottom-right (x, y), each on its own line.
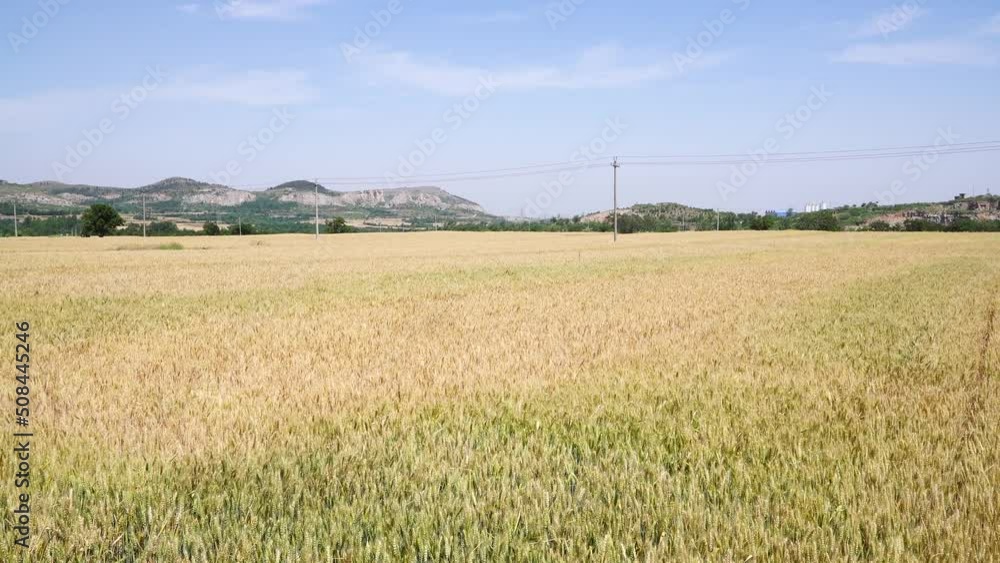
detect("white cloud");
top-left (832, 39), bottom-right (997, 66)
top-left (985, 13), bottom-right (1000, 34)
top-left (0, 68), bottom-right (317, 133)
top-left (851, 5), bottom-right (927, 38)
top-left (0, 89), bottom-right (111, 133)
top-left (354, 43), bottom-right (733, 96)
top-left (176, 3), bottom-right (200, 14)
top-left (215, 0), bottom-right (327, 21)
top-left (161, 69), bottom-right (319, 105)
top-left (453, 10), bottom-right (530, 25)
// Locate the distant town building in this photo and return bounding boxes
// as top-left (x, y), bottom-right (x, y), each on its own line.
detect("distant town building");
top-left (804, 202), bottom-right (830, 213)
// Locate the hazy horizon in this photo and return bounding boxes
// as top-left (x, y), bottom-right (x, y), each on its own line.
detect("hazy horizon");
top-left (3, 0), bottom-right (999, 215)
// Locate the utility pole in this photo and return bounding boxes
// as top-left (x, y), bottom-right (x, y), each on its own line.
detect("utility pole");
top-left (716, 209), bottom-right (720, 231)
top-left (142, 194), bottom-right (147, 238)
top-left (612, 157), bottom-right (620, 243)
top-left (12, 200), bottom-right (18, 238)
top-left (314, 180), bottom-right (320, 240)
top-left (239, 217), bottom-right (242, 236)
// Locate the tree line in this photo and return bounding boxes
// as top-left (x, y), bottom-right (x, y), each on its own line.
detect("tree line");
top-left (3, 204), bottom-right (999, 237)
top-left (0, 204), bottom-right (361, 237)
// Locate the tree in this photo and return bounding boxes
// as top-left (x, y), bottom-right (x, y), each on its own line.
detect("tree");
top-left (749, 215), bottom-right (774, 231)
top-left (121, 223), bottom-right (144, 236)
top-left (904, 219), bottom-right (941, 232)
top-left (147, 221), bottom-right (179, 236)
top-left (227, 222), bottom-right (256, 235)
top-left (203, 222), bottom-right (222, 236)
top-left (795, 211), bottom-right (841, 232)
top-left (81, 204), bottom-right (124, 237)
top-left (325, 217), bottom-right (352, 234)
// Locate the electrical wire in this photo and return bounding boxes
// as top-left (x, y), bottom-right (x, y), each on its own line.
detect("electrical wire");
top-left (227, 141), bottom-right (1000, 188)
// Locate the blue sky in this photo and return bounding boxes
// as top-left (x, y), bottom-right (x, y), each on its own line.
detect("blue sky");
top-left (2, 0), bottom-right (999, 215)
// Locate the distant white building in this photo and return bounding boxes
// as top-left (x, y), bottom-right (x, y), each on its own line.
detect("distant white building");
top-left (804, 202), bottom-right (830, 213)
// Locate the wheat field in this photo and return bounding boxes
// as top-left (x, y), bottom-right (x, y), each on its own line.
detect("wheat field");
top-left (0, 232), bottom-right (997, 562)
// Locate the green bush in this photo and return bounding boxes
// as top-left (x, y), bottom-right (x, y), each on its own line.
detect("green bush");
top-left (749, 215), bottom-right (774, 231)
top-left (227, 222), bottom-right (257, 235)
top-left (325, 217), bottom-right (354, 234)
top-left (148, 221), bottom-right (180, 236)
top-left (794, 211), bottom-right (841, 232)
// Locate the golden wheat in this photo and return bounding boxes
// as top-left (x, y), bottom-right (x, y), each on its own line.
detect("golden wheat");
top-left (0, 232), bottom-right (997, 561)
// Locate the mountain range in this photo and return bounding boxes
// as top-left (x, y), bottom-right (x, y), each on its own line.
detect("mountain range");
top-left (2, 177), bottom-right (998, 233)
top-left (0, 177), bottom-right (493, 229)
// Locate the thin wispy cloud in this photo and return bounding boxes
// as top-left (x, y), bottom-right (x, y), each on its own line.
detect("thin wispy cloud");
top-left (161, 69), bottom-right (318, 105)
top-left (452, 10), bottom-right (531, 25)
top-left (176, 3), bottom-right (201, 14)
top-left (0, 89), bottom-right (111, 133)
top-left (0, 68), bottom-right (317, 133)
top-left (985, 13), bottom-right (1000, 34)
top-left (832, 39), bottom-right (997, 66)
top-left (215, 0), bottom-right (327, 21)
top-left (851, 5), bottom-right (927, 39)
top-left (354, 43), bottom-right (733, 96)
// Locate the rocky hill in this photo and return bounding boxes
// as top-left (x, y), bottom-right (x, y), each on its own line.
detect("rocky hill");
top-left (580, 202), bottom-right (714, 225)
top-left (579, 195), bottom-right (1000, 230)
top-left (0, 178), bottom-right (493, 228)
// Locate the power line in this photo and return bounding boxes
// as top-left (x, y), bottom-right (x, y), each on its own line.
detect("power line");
top-left (624, 144), bottom-right (1000, 167)
top-left (619, 140), bottom-right (1000, 160)
top-left (315, 164), bottom-right (608, 186)
top-left (320, 160), bottom-right (602, 182)
top-left (612, 157), bottom-right (620, 243)
top-left (223, 140), bottom-right (1000, 189)
top-left (227, 160), bottom-right (603, 190)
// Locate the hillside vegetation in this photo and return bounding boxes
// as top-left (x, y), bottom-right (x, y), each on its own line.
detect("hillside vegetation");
top-left (3, 179), bottom-right (1000, 236)
top-left (0, 178), bottom-right (492, 234)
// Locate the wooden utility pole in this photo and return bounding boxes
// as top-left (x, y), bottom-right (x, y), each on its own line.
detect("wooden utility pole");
top-left (142, 194), bottom-right (147, 238)
top-left (314, 180), bottom-right (320, 240)
top-left (612, 157), bottom-right (620, 243)
top-left (12, 200), bottom-right (17, 238)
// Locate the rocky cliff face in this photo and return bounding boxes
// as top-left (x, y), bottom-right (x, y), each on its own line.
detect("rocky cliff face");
top-left (332, 187), bottom-right (487, 214)
top-left (0, 178), bottom-right (493, 221)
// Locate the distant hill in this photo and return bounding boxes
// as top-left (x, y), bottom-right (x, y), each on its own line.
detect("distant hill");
top-left (267, 180), bottom-right (339, 194)
top-left (828, 195), bottom-right (1000, 228)
top-left (0, 178), bottom-right (494, 228)
top-left (580, 202), bottom-right (714, 226)
top-left (579, 195), bottom-right (1000, 230)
